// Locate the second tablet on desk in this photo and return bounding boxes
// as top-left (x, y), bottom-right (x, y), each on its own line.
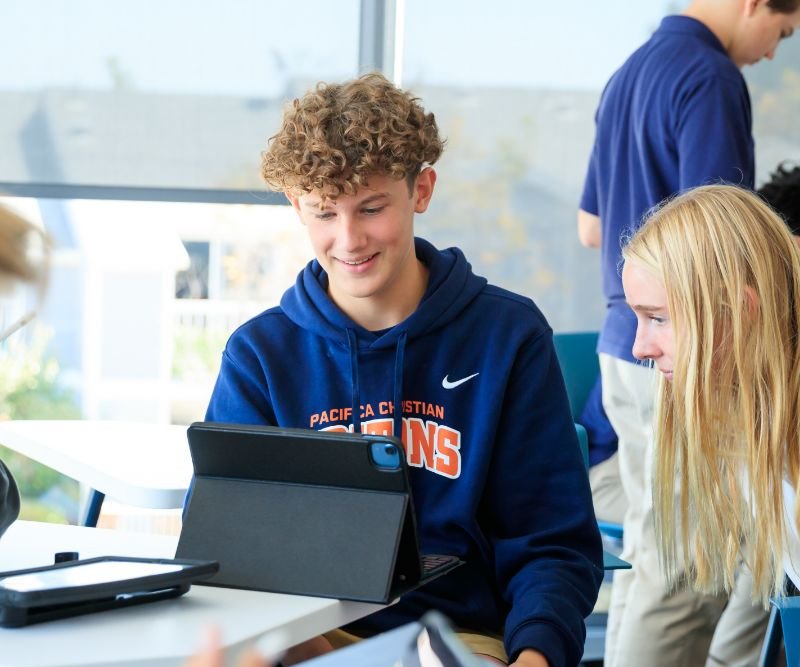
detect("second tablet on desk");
top-left (0, 556), bottom-right (218, 627)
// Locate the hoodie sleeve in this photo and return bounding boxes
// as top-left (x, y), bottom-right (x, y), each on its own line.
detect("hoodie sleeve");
top-left (205, 343), bottom-right (277, 426)
top-left (0, 458), bottom-right (20, 538)
top-left (484, 329), bottom-right (604, 666)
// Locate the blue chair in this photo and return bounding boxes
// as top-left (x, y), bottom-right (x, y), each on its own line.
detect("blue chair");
top-left (759, 594), bottom-right (800, 667)
top-left (552, 331), bottom-right (600, 419)
top-left (555, 333), bottom-right (632, 663)
top-left (574, 423), bottom-right (589, 470)
top-left (553, 331), bottom-right (624, 541)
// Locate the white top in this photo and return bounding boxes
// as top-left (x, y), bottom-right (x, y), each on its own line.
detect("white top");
top-left (0, 521), bottom-right (384, 667)
top-left (0, 420), bottom-right (192, 509)
top-left (783, 479), bottom-right (800, 590)
top-left (741, 469), bottom-right (800, 591)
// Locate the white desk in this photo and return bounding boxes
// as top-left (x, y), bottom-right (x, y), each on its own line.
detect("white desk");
top-left (0, 521), bottom-right (384, 667)
top-left (0, 420), bottom-right (193, 523)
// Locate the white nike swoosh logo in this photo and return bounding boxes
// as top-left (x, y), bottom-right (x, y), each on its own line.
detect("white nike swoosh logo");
top-left (442, 372), bottom-right (480, 389)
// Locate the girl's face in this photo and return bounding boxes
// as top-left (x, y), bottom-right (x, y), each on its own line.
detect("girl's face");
top-left (622, 260), bottom-right (675, 381)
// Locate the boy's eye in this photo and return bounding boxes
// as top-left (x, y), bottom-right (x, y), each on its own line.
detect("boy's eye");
top-left (315, 211), bottom-right (336, 220)
top-left (362, 206), bottom-right (384, 215)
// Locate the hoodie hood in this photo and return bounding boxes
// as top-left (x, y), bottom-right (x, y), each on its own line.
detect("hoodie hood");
top-left (279, 237), bottom-right (487, 349)
top-left (279, 237), bottom-right (488, 436)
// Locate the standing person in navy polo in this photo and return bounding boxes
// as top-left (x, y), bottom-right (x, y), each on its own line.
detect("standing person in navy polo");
top-left (578, 1), bottom-right (800, 666)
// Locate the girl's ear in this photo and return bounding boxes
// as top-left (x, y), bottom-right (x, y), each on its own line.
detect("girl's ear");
top-left (743, 285), bottom-right (760, 317)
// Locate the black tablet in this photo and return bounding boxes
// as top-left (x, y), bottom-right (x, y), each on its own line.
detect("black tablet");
top-left (0, 555), bottom-right (218, 627)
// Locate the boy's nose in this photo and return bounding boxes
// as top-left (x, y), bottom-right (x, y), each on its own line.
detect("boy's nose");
top-left (339, 216), bottom-right (366, 249)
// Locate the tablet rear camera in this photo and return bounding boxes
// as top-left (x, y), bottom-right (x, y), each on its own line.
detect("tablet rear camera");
top-left (370, 441), bottom-right (401, 470)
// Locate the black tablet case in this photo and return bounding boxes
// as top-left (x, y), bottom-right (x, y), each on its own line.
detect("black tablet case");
top-left (0, 556), bottom-right (218, 627)
top-left (176, 423), bottom-right (459, 604)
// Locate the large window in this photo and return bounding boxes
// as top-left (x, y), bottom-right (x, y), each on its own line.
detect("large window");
top-left (0, 0), bottom-right (360, 198)
top-left (401, 0), bottom-right (800, 331)
top-left (400, 1), bottom-right (673, 331)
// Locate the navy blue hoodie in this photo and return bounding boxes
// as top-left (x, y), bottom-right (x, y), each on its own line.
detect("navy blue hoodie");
top-left (206, 237), bottom-right (603, 666)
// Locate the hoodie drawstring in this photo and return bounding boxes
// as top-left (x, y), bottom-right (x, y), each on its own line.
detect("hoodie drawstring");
top-left (392, 332), bottom-right (407, 438)
top-left (346, 328), bottom-right (361, 433)
top-left (345, 328), bottom-right (407, 439)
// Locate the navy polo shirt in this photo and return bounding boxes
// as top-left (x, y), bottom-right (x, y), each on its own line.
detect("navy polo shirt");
top-left (580, 15), bottom-right (754, 363)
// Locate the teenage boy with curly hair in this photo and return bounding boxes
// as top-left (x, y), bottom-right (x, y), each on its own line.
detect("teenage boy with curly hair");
top-left (205, 72), bottom-right (603, 667)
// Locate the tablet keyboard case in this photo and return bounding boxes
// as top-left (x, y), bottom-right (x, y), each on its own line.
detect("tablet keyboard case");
top-left (176, 424), bottom-right (429, 603)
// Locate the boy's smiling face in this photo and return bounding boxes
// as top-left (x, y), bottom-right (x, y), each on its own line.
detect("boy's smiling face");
top-left (288, 168), bottom-right (436, 329)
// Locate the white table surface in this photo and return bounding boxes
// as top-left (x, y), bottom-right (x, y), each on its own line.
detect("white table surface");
top-left (0, 521), bottom-right (384, 667)
top-left (0, 420), bottom-right (193, 509)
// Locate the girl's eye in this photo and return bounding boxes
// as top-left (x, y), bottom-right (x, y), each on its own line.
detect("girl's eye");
top-left (650, 316), bottom-right (666, 325)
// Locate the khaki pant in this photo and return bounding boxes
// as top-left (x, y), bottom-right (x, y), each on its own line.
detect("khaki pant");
top-left (600, 355), bottom-right (768, 667)
top-left (706, 566), bottom-right (777, 667)
top-left (590, 451), bottom-right (626, 525)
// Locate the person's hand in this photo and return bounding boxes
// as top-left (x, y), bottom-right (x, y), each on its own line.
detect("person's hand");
top-left (281, 635), bottom-right (334, 665)
top-left (184, 626), bottom-right (271, 667)
top-left (509, 648), bottom-right (550, 667)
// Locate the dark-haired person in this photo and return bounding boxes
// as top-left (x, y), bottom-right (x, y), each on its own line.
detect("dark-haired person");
top-left (759, 162), bottom-right (800, 237)
top-left (202, 72), bottom-right (603, 667)
top-left (577, 1), bottom-right (800, 665)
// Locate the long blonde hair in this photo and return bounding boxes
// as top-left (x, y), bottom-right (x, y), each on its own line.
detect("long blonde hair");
top-left (623, 184), bottom-right (800, 603)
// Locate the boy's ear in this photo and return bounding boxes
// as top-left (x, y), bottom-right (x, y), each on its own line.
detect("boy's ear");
top-left (285, 192), bottom-right (301, 212)
top-left (414, 168), bottom-right (437, 214)
top-left (744, 0), bottom-right (765, 18)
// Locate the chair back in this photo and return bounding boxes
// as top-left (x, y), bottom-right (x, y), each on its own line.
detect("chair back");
top-left (759, 595), bottom-right (800, 667)
top-left (574, 423), bottom-right (589, 470)
top-left (553, 331), bottom-right (600, 418)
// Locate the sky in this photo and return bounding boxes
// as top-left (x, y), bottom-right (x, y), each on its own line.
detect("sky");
top-left (3, 0), bottom-right (681, 95)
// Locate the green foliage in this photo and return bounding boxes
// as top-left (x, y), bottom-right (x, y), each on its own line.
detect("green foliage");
top-left (0, 444), bottom-right (68, 498)
top-left (0, 328), bottom-right (80, 522)
top-left (16, 496), bottom-right (77, 524)
top-left (0, 329), bottom-right (80, 421)
top-left (172, 326), bottom-right (226, 380)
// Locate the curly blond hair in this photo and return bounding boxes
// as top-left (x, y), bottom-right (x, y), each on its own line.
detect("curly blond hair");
top-left (261, 72), bottom-right (444, 203)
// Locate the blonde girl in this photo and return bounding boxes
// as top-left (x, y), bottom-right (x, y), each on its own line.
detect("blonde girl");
top-left (621, 184), bottom-right (800, 603)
